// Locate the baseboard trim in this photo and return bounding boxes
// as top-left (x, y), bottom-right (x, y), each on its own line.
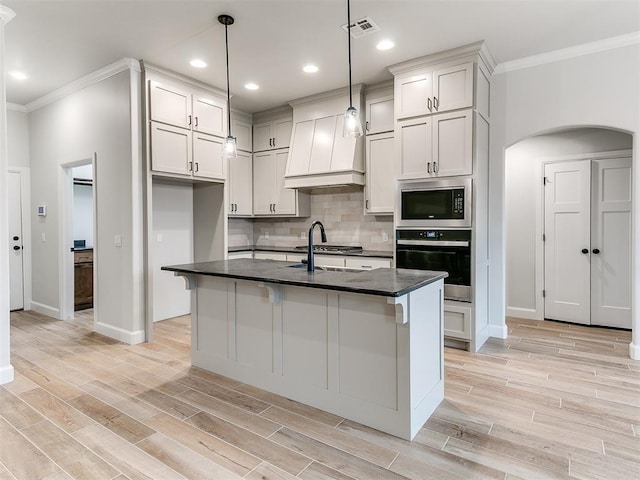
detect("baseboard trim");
top-left (489, 323), bottom-right (508, 339)
top-left (630, 342), bottom-right (640, 360)
top-left (30, 301), bottom-right (60, 319)
top-left (506, 307), bottom-right (540, 321)
top-left (94, 321), bottom-right (145, 345)
top-left (0, 364), bottom-right (15, 385)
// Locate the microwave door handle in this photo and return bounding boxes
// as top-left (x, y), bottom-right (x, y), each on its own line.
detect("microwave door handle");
top-left (397, 239), bottom-right (470, 247)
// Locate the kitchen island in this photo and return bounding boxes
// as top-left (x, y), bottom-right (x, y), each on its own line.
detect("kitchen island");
top-left (162, 258), bottom-right (447, 440)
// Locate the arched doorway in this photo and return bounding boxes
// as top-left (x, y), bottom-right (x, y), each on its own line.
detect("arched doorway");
top-left (505, 127), bottom-right (633, 329)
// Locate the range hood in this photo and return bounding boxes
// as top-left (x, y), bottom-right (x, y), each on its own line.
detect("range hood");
top-left (284, 85), bottom-right (365, 189)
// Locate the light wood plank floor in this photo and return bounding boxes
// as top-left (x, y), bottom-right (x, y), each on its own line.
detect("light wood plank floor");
top-left (2, 310), bottom-right (639, 480)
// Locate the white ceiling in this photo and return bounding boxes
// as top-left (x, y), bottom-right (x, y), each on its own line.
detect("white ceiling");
top-left (3, 0), bottom-right (639, 113)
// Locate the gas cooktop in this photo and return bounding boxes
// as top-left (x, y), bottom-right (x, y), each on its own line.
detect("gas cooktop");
top-left (294, 245), bottom-right (363, 253)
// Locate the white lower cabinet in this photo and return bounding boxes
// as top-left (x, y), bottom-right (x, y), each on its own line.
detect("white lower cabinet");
top-left (254, 252), bottom-right (288, 261)
top-left (444, 301), bottom-right (472, 340)
top-left (345, 257), bottom-right (391, 270)
top-left (228, 251), bottom-right (253, 260)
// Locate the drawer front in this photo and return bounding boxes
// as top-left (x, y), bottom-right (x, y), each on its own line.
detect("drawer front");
top-left (74, 250), bottom-right (94, 264)
top-left (444, 303), bottom-right (471, 340)
top-left (344, 257), bottom-right (391, 270)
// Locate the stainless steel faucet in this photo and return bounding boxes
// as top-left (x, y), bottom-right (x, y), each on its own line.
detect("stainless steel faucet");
top-left (307, 220), bottom-right (327, 272)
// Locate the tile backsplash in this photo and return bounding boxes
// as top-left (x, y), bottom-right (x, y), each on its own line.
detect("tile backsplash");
top-left (228, 186), bottom-right (394, 252)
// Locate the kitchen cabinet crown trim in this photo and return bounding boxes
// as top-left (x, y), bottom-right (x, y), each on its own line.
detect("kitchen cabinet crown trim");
top-left (252, 104), bottom-right (293, 124)
top-left (143, 62), bottom-right (227, 99)
top-left (288, 83), bottom-right (365, 108)
top-left (388, 41), bottom-right (496, 76)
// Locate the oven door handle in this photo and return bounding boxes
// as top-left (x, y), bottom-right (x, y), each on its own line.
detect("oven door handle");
top-left (397, 239), bottom-right (470, 247)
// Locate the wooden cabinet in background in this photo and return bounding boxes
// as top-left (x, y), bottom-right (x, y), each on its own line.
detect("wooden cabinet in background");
top-left (74, 249), bottom-right (93, 311)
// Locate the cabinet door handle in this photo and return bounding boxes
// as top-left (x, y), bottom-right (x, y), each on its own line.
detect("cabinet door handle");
top-left (427, 98), bottom-right (432, 111)
top-left (188, 161), bottom-right (193, 172)
top-left (427, 162), bottom-right (432, 174)
top-left (366, 121), bottom-right (370, 131)
top-left (365, 199), bottom-right (369, 209)
top-left (272, 203), bottom-right (276, 213)
top-left (188, 115), bottom-right (192, 126)
top-left (272, 137), bottom-right (276, 147)
top-left (433, 96), bottom-right (439, 110)
top-left (269, 138), bottom-right (273, 147)
top-left (592, 248), bottom-right (600, 254)
top-left (194, 162), bottom-right (199, 173)
top-left (194, 116), bottom-right (199, 127)
top-left (433, 161), bottom-right (438, 173)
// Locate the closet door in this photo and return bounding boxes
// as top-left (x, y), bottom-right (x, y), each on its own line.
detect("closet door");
top-left (544, 160), bottom-right (591, 324)
top-left (590, 157), bottom-right (632, 328)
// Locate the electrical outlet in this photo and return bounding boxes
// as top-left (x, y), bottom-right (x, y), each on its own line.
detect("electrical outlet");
top-left (300, 231), bottom-right (306, 239)
top-left (41, 232), bottom-right (46, 243)
top-left (114, 235), bottom-right (122, 247)
top-left (382, 231), bottom-right (389, 242)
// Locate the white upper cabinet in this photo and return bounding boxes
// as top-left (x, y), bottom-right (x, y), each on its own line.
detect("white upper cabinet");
top-left (254, 118), bottom-right (293, 152)
top-left (365, 132), bottom-right (395, 214)
top-left (149, 80), bottom-right (227, 137)
top-left (149, 81), bottom-right (191, 129)
top-left (192, 94), bottom-right (226, 137)
top-left (365, 94), bottom-right (394, 134)
top-left (232, 116), bottom-right (253, 152)
top-left (148, 75), bottom-right (229, 182)
top-left (228, 151), bottom-right (253, 216)
top-left (397, 109), bottom-right (472, 179)
top-left (395, 62), bottom-right (473, 120)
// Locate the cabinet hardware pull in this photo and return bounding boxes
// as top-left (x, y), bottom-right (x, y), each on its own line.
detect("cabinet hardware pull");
top-left (365, 199), bottom-right (369, 209)
top-left (272, 137), bottom-right (276, 147)
top-left (13, 245), bottom-right (21, 251)
top-left (273, 203), bottom-right (276, 213)
top-left (194, 162), bottom-right (199, 173)
top-left (433, 161), bottom-right (438, 173)
top-left (188, 161), bottom-right (193, 172)
top-left (188, 115), bottom-right (192, 126)
top-left (366, 121), bottom-right (370, 131)
top-left (433, 96), bottom-right (439, 110)
top-left (427, 162), bottom-right (432, 173)
top-left (269, 138), bottom-right (273, 147)
top-left (427, 98), bottom-right (432, 111)
top-left (581, 248), bottom-right (589, 254)
top-left (195, 116), bottom-right (199, 127)
top-left (592, 248), bottom-right (600, 254)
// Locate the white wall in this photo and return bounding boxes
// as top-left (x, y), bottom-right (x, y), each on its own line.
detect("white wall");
top-left (490, 42), bottom-right (640, 357)
top-left (505, 128), bottom-right (632, 318)
top-left (28, 67), bottom-right (145, 342)
top-left (7, 109), bottom-right (29, 168)
top-left (152, 180), bottom-right (193, 322)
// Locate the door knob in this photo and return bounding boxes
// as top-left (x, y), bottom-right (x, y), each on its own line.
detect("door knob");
top-left (581, 248), bottom-right (589, 254)
top-left (592, 248), bottom-right (600, 254)
top-left (13, 236), bottom-right (19, 241)
top-left (13, 245), bottom-right (21, 251)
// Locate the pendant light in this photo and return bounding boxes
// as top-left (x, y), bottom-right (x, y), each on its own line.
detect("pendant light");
top-left (219, 14), bottom-right (237, 159)
top-left (342, 0), bottom-right (363, 138)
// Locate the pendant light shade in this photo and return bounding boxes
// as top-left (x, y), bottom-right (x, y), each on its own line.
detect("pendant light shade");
top-left (342, 0), bottom-right (363, 138)
top-left (219, 14), bottom-right (237, 159)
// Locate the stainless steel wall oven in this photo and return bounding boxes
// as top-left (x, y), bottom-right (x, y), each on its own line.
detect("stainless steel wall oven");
top-left (396, 229), bottom-right (472, 302)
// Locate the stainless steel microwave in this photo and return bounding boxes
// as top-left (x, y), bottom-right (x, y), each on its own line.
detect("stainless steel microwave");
top-left (397, 178), bottom-right (472, 228)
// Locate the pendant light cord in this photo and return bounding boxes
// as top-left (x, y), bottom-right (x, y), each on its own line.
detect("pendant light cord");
top-left (224, 22), bottom-right (232, 136)
top-left (347, 0), bottom-right (353, 109)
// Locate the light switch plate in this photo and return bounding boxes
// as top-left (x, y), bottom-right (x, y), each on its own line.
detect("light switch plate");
top-left (114, 235), bottom-right (122, 247)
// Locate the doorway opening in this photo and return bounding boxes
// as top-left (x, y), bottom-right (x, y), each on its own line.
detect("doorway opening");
top-left (505, 127), bottom-right (633, 329)
top-left (59, 155), bottom-right (97, 323)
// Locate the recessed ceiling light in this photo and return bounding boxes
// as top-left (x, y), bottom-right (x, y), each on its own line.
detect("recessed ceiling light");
top-left (190, 59), bottom-right (207, 68)
top-left (376, 40), bottom-right (395, 51)
top-left (244, 82), bottom-right (259, 90)
top-left (9, 71), bottom-right (28, 80)
top-left (303, 64), bottom-right (319, 73)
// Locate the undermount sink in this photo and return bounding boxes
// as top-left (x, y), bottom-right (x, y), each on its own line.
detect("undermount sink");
top-left (288, 263), bottom-right (363, 273)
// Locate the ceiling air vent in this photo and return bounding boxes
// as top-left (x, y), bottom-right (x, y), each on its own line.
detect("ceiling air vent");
top-left (341, 16), bottom-right (381, 39)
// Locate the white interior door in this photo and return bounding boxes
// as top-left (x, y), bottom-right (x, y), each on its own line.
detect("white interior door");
top-left (591, 157), bottom-right (632, 328)
top-left (8, 171), bottom-right (24, 311)
top-left (544, 160), bottom-right (591, 324)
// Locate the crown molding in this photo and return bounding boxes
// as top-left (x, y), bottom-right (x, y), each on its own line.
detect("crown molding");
top-left (0, 6), bottom-right (16, 23)
top-left (7, 103), bottom-right (27, 113)
top-left (25, 58), bottom-right (141, 112)
top-left (388, 41), bottom-right (490, 75)
top-left (494, 31), bottom-right (640, 75)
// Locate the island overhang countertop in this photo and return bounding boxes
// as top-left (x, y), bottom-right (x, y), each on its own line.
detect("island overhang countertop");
top-left (161, 258), bottom-right (447, 298)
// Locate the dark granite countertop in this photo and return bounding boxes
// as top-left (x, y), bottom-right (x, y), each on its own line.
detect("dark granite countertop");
top-left (162, 258), bottom-right (446, 298)
top-left (228, 245), bottom-right (393, 258)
